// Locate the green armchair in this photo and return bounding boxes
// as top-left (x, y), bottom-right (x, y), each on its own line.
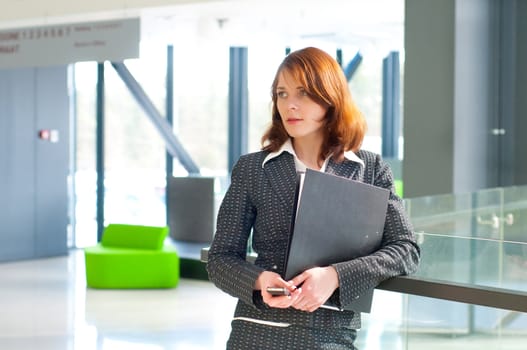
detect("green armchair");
top-left (84, 224), bottom-right (179, 289)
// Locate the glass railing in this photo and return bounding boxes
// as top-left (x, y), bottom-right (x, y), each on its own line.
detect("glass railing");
top-left (405, 185), bottom-right (527, 242)
top-left (355, 185), bottom-right (527, 349)
top-left (404, 185), bottom-right (527, 291)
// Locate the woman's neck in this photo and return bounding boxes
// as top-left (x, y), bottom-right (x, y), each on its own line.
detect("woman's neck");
top-left (292, 138), bottom-right (323, 170)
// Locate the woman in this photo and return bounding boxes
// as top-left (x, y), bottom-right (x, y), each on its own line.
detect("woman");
top-left (207, 47), bottom-right (420, 349)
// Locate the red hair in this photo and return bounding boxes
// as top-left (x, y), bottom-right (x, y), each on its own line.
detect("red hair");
top-left (261, 47), bottom-right (367, 162)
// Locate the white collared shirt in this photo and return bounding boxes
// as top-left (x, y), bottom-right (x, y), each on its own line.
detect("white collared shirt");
top-left (262, 138), bottom-right (364, 172)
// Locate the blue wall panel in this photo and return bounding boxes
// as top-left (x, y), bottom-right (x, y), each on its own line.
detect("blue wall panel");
top-left (34, 66), bottom-right (69, 258)
top-left (0, 69), bottom-right (36, 261)
top-left (0, 66), bottom-right (69, 262)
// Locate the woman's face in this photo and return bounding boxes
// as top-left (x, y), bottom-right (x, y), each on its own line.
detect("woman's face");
top-left (276, 70), bottom-right (328, 142)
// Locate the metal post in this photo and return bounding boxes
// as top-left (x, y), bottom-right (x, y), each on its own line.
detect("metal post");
top-left (336, 48), bottom-right (343, 67)
top-left (96, 62), bottom-right (105, 242)
top-left (111, 62), bottom-right (200, 175)
top-left (344, 52), bottom-right (363, 81)
top-left (382, 51), bottom-right (401, 159)
top-left (166, 45), bottom-right (174, 224)
top-left (228, 47), bottom-right (249, 172)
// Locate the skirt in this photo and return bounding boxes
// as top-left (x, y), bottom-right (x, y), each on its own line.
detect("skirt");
top-left (226, 318), bottom-right (358, 350)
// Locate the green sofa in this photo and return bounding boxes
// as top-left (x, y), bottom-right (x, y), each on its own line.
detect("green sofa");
top-left (84, 224), bottom-right (179, 289)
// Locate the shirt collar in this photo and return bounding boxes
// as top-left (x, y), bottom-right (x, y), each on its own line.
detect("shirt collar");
top-left (262, 138), bottom-right (364, 169)
top-left (262, 138), bottom-right (297, 168)
top-left (342, 149), bottom-right (365, 167)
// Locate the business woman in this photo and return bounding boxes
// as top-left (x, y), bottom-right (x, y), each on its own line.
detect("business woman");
top-left (207, 46), bottom-right (420, 349)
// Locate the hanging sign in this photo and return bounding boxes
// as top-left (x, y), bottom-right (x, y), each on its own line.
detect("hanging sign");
top-left (0, 17), bottom-right (140, 69)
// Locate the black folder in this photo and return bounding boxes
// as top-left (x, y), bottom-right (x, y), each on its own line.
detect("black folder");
top-left (284, 168), bottom-right (390, 313)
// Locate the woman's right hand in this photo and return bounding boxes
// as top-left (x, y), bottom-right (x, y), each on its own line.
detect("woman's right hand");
top-left (255, 271), bottom-right (300, 308)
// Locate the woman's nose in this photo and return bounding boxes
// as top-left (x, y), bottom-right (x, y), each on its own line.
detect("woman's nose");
top-left (288, 98), bottom-right (299, 110)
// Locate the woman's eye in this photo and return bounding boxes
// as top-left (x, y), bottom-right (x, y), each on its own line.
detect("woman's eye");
top-left (277, 91), bottom-right (288, 98)
top-left (299, 89), bottom-right (308, 96)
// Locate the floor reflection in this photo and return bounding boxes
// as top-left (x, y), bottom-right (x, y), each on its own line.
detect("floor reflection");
top-left (0, 249), bottom-right (525, 350)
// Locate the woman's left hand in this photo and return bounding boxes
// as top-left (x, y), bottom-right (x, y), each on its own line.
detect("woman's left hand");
top-left (289, 266), bottom-right (339, 312)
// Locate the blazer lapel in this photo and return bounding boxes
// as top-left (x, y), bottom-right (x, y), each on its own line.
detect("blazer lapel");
top-left (263, 153), bottom-right (298, 210)
top-left (325, 157), bottom-right (363, 180)
top-left (262, 154), bottom-right (364, 210)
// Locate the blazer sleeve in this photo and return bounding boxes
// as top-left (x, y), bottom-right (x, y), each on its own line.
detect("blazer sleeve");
top-left (206, 156), bottom-right (265, 308)
top-left (332, 154), bottom-right (421, 308)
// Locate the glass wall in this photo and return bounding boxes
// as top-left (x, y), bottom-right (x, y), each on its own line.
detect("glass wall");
top-left (72, 0), bottom-right (405, 247)
top-left (73, 61), bottom-right (97, 248)
top-left (74, 58), bottom-right (169, 247)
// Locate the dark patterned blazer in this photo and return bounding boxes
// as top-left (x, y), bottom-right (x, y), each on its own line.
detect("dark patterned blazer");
top-left (206, 149), bottom-right (420, 329)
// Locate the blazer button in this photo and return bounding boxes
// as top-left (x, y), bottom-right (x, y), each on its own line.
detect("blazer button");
top-left (272, 265), bottom-right (278, 270)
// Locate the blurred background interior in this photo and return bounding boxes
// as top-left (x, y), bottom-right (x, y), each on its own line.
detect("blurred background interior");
top-left (0, 0), bottom-right (526, 349)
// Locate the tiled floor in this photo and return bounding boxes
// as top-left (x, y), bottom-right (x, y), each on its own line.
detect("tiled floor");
top-left (0, 250), bottom-right (235, 350)
top-left (0, 250), bottom-right (525, 350)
